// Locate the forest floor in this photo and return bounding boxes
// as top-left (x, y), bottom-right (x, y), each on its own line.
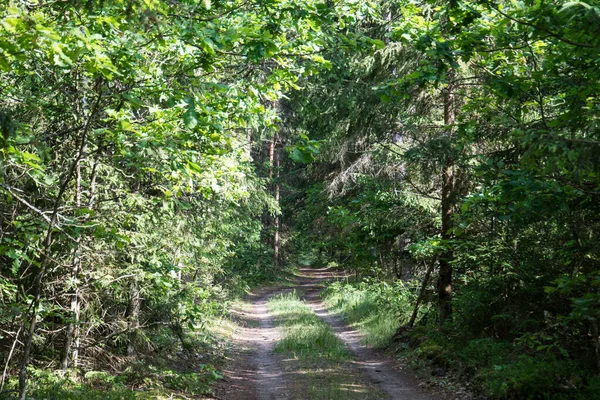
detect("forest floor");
top-left (213, 267), bottom-right (453, 400)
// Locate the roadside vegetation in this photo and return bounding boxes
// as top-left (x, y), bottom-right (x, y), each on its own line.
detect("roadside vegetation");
top-left (323, 280), bottom-right (600, 399)
top-left (280, 0), bottom-right (600, 398)
top-left (323, 280), bottom-right (417, 349)
top-left (1, 309), bottom-right (244, 399)
top-left (269, 290), bottom-right (349, 361)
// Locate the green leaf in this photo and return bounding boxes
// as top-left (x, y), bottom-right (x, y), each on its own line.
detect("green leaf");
top-left (187, 161), bottom-right (203, 174)
top-left (369, 39), bottom-right (386, 49)
top-left (289, 148), bottom-right (313, 164)
top-left (183, 108), bottom-right (199, 130)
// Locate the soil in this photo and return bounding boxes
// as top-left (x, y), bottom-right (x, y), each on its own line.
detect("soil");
top-left (213, 286), bottom-right (291, 400)
top-left (214, 268), bottom-right (455, 400)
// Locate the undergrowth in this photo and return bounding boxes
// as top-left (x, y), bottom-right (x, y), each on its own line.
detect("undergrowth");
top-left (1, 266), bottom-right (294, 400)
top-left (322, 280), bottom-right (600, 400)
top-left (1, 307), bottom-right (240, 399)
top-left (267, 289), bottom-right (389, 399)
top-left (2, 362), bottom-right (221, 399)
top-left (322, 280), bottom-right (417, 348)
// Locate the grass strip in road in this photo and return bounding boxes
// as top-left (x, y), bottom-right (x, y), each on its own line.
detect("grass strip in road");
top-left (269, 290), bottom-right (349, 361)
top-left (268, 290), bottom-right (389, 400)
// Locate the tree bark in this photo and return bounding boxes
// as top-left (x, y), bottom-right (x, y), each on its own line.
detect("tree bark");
top-left (592, 320), bottom-right (600, 373)
top-left (268, 134), bottom-right (276, 181)
top-left (60, 158), bottom-right (98, 369)
top-left (60, 255), bottom-right (81, 370)
top-left (393, 256), bottom-right (401, 279)
top-left (1, 327), bottom-right (21, 390)
top-left (438, 70), bottom-right (455, 324)
top-left (127, 278), bottom-right (140, 356)
top-left (247, 128), bottom-right (253, 159)
top-left (273, 138), bottom-right (280, 267)
top-left (408, 258), bottom-right (436, 328)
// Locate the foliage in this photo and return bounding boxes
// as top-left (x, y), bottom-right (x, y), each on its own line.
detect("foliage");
top-left (1, 0), bottom-right (600, 397)
top-left (324, 280), bottom-right (600, 399)
top-left (0, 0), bottom-right (335, 396)
top-left (1, 363), bottom-right (221, 399)
top-left (267, 290), bottom-right (389, 399)
top-left (280, 0), bottom-right (600, 397)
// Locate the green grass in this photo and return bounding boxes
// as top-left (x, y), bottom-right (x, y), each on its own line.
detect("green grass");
top-left (322, 281), bottom-right (413, 348)
top-left (268, 290), bottom-right (349, 361)
top-left (322, 280), bottom-right (600, 400)
top-left (2, 364), bottom-right (220, 400)
top-left (268, 289), bottom-right (389, 399)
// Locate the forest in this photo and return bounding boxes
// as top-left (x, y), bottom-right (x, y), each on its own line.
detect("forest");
top-left (0, 0), bottom-right (599, 399)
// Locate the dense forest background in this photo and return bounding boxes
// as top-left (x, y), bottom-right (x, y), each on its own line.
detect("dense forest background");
top-left (1, 0), bottom-right (599, 399)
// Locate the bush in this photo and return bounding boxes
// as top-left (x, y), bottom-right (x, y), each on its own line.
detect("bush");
top-left (456, 338), bottom-right (516, 374)
top-left (481, 356), bottom-right (583, 399)
top-left (3, 367), bottom-right (137, 400)
top-left (323, 279), bottom-right (600, 400)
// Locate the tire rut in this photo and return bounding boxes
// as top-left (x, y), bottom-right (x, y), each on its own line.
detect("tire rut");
top-left (216, 287), bottom-right (291, 400)
top-left (253, 291), bottom-right (289, 400)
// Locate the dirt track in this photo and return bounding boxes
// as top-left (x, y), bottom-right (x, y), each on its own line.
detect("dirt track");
top-left (298, 268), bottom-right (434, 400)
top-left (215, 268), bottom-right (447, 400)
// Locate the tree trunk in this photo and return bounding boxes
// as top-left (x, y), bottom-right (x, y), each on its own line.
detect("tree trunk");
top-left (18, 234), bottom-right (52, 400)
top-left (438, 70), bottom-right (455, 324)
top-left (247, 128), bottom-right (253, 159)
top-left (393, 255), bottom-right (402, 279)
top-left (592, 320), bottom-right (600, 373)
top-left (408, 258), bottom-right (436, 328)
top-left (1, 327), bottom-right (21, 390)
top-left (273, 138), bottom-right (280, 267)
top-left (18, 86), bottom-right (102, 399)
top-left (60, 154), bottom-right (98, 369)
top-left (60, 255), bottom-right (81, 370)
top-left (60, 160), bottom-right (83, 370)
top-left (268, 134), bottom-right (275, 180)
top-left (127, 278), bottom-right (140, 356)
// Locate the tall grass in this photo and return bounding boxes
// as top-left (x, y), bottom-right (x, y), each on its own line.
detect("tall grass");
top-left (322, 280), bottom-right (600, 399)
top-left (267, 290), bottom-right (389, 399)
top-left (322, 280), bottom-right (419, 348)
top-left (268, 291), bottom-right (349, 361)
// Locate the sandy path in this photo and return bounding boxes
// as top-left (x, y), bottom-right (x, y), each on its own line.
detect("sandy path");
top-left (215, 288), bottom-right (289, 400)
top-left (253, 292), bottom-right (289, 400)
top-left (216, 269), bottom-right (443, 399)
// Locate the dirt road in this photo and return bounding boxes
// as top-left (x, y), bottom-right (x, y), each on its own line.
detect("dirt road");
top-left (215, 268), bottom-right (444, 400)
